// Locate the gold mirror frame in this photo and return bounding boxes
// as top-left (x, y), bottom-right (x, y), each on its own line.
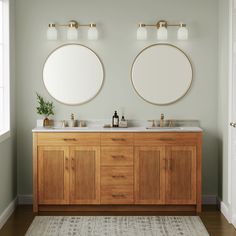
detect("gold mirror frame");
top-left (43, 44), bottom-right (105, 106)
top-left (131, 43), bottom-right (193, 105)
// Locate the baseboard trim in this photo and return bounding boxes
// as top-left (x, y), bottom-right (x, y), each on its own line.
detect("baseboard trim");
top-left (19, 194), bottom-right (218, 206)
top-left (0, 197), bottom-right (18, 230)
top-left (221, 201), bottom-right (231, 223)
top-left (232, 214), bottom-right (236, 228)
top-left (18, 195), bottom-right (33, 205)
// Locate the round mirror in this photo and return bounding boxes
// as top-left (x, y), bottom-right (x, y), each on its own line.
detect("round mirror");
top-left (43, 44), bottom-right (104, 105)
top-left (131, 44), bottom-right (193, 105)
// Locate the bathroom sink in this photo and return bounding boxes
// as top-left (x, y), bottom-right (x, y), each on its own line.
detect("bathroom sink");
top-left (146, 127), bottom-right (184, 130)
top-left (50, 127), bottom-right (89, 130)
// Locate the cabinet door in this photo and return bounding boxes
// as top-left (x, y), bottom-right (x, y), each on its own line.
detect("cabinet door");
top-left (38, 146), bottom-right (69, 204)
top-left (166, 146), bottom-right (196, 204)
top-left (134, 147), bottom-right (165, 204)
top-left (70, 147), bottom-right (100, 204)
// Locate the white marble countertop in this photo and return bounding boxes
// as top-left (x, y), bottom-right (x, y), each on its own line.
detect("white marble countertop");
top-left (32, 126), bottom-right (202, 133)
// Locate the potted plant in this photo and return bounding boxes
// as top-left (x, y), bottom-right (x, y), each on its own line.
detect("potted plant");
top-left (36, 93), bottom-right (54, 127)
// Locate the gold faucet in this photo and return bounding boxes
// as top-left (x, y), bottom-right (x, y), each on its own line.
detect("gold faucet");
top-left (70, 113), bottom-right (76, 127)
top-left (160, 113), bottom-right (165, 127)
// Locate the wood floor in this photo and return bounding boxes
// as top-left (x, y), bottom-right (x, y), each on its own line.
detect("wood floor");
top-left (0, 205), bottom-right (235, 236)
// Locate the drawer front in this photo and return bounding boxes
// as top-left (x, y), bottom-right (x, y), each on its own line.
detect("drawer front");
top-left (101, 133), bottom-right (134, 146)
top-left (134, 132), bottom-right (200, 146)
top-left (101, 147), bottom-right (133, 166)
top-left (101, 167), bottom-right (133, 186)
top-left (37, 133), bottom-right (100, 146)
top-left (101, 186), bottom-right (134, 204)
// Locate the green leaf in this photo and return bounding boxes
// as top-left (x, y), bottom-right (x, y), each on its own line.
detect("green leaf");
top-left (36, 93), bottom-right (54, 117)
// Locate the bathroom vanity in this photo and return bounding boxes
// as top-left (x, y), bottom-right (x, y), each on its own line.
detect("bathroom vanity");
top-left (34, 41), bottom-right (203, 213)
top-left (32, 126), bottom-right (202, 213)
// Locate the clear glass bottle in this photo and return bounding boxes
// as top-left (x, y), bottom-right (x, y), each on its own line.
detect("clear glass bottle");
top-left (119, 116), bottom-right (128, 128)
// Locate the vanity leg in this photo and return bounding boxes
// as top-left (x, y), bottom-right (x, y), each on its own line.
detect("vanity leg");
top-left (196, 134), bottom-right (202, 213)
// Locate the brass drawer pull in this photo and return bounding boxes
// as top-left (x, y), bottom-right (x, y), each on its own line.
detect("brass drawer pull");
top-left (160, 138), bottom-right (174, 141)
top-left (65, 157), bottom-right (69, 170)
top-left (165, 158), bottom-right (172, 171)
top-left (112, 193), bottom-right (127, 197)
top-left (111, 138), bottom-right (125, 141)
top-left (112, 175), bottom-right (125, 178)
top-left (112, 155), bottom-right (125, 159)
top-left (63, 138), bottom-right (77, 141)
top-left (71, 158), bottom-right (75, 170)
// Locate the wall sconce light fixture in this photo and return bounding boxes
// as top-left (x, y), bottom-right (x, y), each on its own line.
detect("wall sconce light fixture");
top-left (137, 20), bottom-right (188, 41)
top-left (47, 20), bottom-right (98, 41)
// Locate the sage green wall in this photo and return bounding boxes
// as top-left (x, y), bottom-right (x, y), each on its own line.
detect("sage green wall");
top-left (0, 0), bottom-right (17, 215)
top-left (16, 0), bottom-right (219, 196)
top-left (218, 0), bottom-right (229, 205)
top-left (0, 139), bottom-right (16, 214)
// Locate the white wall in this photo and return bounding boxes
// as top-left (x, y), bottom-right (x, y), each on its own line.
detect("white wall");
top-left (218, 0), bottom-right (231, 209)
top-left (15, 0), bottom-right (219, 196)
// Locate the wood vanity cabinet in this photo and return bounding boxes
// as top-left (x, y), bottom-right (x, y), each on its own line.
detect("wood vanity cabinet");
top-left (134, 145), bottom-right (197, 205)
top-left (33, 131), bottom-right (201, 213)
top-left (33, 133), bottom-right (100, 212)
top-left (134, 133), bottom-right (201, 212)
top-left (100, 133), bottom-right (134, 204)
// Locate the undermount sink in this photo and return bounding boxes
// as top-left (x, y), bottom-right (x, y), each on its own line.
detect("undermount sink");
top-left (50, 127), bottom-right (88, 130)
top-left (146, 126), bottom-right (184, 130)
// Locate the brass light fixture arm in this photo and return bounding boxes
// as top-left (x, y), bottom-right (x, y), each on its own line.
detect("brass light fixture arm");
top-left (52, 20), bottom-right (95, 29)
top-left (140, 20), bottom-right (186, 29)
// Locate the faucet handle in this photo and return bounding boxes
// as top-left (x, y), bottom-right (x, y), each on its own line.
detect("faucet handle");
top-left (62, 120), bottom-right (66, 128)
top-left (148, 120), bottom-right (156, 127)
top-left (168, 120), bottom-right (173, 127)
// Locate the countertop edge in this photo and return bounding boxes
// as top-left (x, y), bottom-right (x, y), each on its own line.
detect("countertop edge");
top-left (32, 127), bottom-right (203, 133)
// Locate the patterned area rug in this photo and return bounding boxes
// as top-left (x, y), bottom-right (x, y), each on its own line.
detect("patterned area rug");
top-left (25, 216), bottom-right (209, 236)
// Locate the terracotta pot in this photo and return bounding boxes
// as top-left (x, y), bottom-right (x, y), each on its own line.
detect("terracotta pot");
top-left (43, 117), bottom-right (50, 127)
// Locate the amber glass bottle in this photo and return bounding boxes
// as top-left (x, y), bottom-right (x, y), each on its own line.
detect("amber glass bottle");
top-left (112, 111), bottom-right (119, 127)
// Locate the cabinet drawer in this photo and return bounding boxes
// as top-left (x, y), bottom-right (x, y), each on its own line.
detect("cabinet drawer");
top-left (37, 133), bottom-right (100, 146)
top-left (101, 133), bottom-right (134, 146)
top-left (101, 186), bottom-right (134, 204)
top-left (101, 147), bottom-right (133, 166)
top-left (101, 167), bottom-right (133, 186)
top-left (134, 133), bottom-right (200, 146)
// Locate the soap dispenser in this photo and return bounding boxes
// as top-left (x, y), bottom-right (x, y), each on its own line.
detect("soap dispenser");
top-left (112, 111), bottom-right (119, 127)
top-left (119, 115), bottom-right (128, 128)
